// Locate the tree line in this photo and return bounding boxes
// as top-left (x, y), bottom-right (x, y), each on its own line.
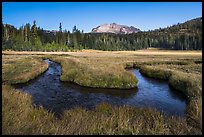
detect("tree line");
top-left (2, 17), bottom-right (202, 51)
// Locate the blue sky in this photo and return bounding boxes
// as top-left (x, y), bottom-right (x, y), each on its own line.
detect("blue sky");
top-left (2, 2), bottom-right (202, 32)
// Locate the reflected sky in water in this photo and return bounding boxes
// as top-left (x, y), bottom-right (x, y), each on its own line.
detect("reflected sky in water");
top-left (14, 59), bottom-right (187, 118)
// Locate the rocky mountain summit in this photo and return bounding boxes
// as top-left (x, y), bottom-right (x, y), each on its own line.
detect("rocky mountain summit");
top-left (91, 23), bottom-right (140, 34)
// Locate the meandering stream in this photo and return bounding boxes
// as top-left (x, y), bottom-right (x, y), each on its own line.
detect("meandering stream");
top-left (14, 59), bottom-right (187, 117)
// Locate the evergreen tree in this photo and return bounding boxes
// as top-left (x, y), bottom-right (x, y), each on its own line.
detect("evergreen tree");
top-left (30, 20), bottom-right (38, 45)
top-left (59, 22), bottom-right (62, 32)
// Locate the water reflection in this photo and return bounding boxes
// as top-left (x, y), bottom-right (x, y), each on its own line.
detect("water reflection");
top-left (61, 82), bottom-right (138, 99)
top-left (13, 59), bottom-right (187, 117)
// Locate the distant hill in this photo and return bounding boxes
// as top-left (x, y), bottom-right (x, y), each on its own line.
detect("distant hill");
top-left (85, 17), bottom-right (202, 50)
top-left (2, 17), bottom-right (202, 51)
top-left (91, 23), bottom-right (141, 34)
top-left (152, 17), bottom-right (202, 34)
top-left (140, 17), bottom-right (202, 50)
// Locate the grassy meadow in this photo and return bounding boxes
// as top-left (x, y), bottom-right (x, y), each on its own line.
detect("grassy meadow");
top-left (2, 55), bottom-right (49, 84)
top-left (2, 49), bottom-right (202, 135)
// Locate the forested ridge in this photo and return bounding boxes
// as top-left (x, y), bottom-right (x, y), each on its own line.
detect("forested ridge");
top-left (2, 17), bottom-right (202, 51)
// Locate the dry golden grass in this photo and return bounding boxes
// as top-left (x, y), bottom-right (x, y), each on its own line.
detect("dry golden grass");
top-left (3, 84), bottom-right (199, 135)
top-left (137, 61), bottom-right (202, 130)
top-left (2, 50), bottom-right (202, 135)
top-left (3, 49), bottom-right (202, 56)
top-left (2, 55), bottom-right (49, 84)
top-left (48, 56), bottom-right (137, 89)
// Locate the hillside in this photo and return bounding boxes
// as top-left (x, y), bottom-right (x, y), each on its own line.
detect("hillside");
top-left (2, 17), bottom-right (202, 51)
top-left (84, 17), bottom-right (202, 50)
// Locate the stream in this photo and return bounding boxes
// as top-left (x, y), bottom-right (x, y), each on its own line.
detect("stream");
top-left (14, 59), bottom-right (187, 117)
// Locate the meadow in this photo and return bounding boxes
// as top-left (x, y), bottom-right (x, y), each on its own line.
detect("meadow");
top-left (2, 49), bottom-right (202, 135)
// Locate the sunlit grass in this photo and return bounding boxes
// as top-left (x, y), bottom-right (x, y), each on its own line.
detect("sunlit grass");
top-left (2, 55), bottom-right (48, 84)
top-left (2, 50), bottom-right (202, 135)
top-left (135, 62), bottom-right (202, 130)
top-left (48, 56), bottom-right (137, 89)
top-left (3, 84), bottom-right (198, 135)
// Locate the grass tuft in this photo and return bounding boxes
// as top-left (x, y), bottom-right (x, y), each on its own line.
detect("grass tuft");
top-left (2, 51), bottom-right (202, 135)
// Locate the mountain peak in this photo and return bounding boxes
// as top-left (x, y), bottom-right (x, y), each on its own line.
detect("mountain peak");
top-left (111, 22), bottom-right (117, 25)
top-left (91, 23), bottom-right (140, 34)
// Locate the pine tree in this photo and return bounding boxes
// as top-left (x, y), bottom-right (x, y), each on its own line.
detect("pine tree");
top-left (2, 21), bottom-right (4, 40)
top-left (4, 24), bottom-right (9, 41)
top-left (59, 22), bottom-right (62, 32)
top-left (24, 24), bottom-right (30, 42)
top-left (31, 20), bottom-right (38, 46)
